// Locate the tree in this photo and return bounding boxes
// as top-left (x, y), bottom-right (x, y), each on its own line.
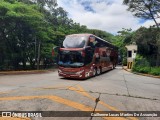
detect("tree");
top-left (0, 0), bottom-right (118, 70)
top-left (132, 27), bottom-right (160, 66)
top-left (123, 0), bottom-right (160, 66)
top-left (86, 29), bottom-right (114, 42)
top-left (123, 0), bottom-right (160, 28)
top-left (112, 28), bottom-right (133, 65)
top-left (0, 0), bottom-right (55, 70)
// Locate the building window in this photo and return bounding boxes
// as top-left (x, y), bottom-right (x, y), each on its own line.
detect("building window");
top-left (128, 51), bottom-right (132, 57)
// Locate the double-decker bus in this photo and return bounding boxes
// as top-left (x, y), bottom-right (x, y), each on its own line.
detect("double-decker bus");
top-left (53, 34), bottom-right (118, 79)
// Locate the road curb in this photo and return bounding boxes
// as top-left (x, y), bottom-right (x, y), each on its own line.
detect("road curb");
top-left (0, 69), bottom-right (56, 75)
top-left (123, 67), bottom-right (160, 79)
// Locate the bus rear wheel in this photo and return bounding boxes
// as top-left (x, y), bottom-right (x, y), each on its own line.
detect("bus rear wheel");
top-left (97, 67), bottom-right (101, 75)
top-left (112, 63), bottom-right (115, 69)
top-left (113, 63), bottom-right (116, 69)
top-left (93, 68), bottom-right (97, 76)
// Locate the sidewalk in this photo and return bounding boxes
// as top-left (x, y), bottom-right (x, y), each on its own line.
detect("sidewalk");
top-left (122, 66), bottom-right (131, 72)
top-left (0, 69), bottom-right (56, 75)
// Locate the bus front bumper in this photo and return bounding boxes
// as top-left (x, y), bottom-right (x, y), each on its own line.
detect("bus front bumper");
top-left (58, 70), bottom-right (85, 79)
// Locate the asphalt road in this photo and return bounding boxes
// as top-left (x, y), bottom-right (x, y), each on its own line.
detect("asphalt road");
top-left (0, 66), bottom-right (160, 120)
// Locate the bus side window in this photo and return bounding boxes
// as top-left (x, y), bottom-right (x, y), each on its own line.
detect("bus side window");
top-left (95, 52), bottom-right (100, 63)
top-left (88, 42), bottom-right (95, 48)
top-left (85, 48), bottom-right (94, 64)
top-left (102, 51), bottom-right (107, 57)
top-left (95, 57), bottom-right (100, 63)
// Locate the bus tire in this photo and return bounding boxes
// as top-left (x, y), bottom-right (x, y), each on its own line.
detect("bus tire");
top-left (100, 67), bottom-right (102, 74)
top-left (113, 63), bottom-right (116, 69)
top-left (93, 68), bottom-right (97, 76)
top-left (112, 64), bottom-right (114, 69)
top-left (97, 67), bottom-right (101, 75)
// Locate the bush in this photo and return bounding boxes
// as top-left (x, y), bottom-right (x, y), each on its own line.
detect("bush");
top-left (132, 54), bottom-right (160, 76)
top-left (132, 55), bottom-right (150, 73)
top-left (122, 57), bottom-right (127, 66)
top-left (132, 65), bottom-right (150, 74)
top-left (132, 65), bottom-right (140, 72)
top-left (134, 55), bottom-right (150, 67)
top-left (138, 66), bottom-right (151, 74)
top-left (150, 67), bottom-right (160, 76)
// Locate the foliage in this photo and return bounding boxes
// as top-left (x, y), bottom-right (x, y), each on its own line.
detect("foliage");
top-left (123, 0), bottom-right (160, 28)
top-left (114, 27), bottom-right (160, 67)
top-left (132, 27), bottom-right (160, 66)
top-left (1, 0), bottom-right (159, 72)
top-left (87, 29), bottom-right (114, 42)
top-left (132, 54), bottom-right (160, 76)
top-left (150, 67), bottom-right (160, 76)
top-left (0, 0), bottom-right (115, 70)
top-left (112, 28), bottom-right (133, 65)
top-left (132, 55), bottom-right (150, 73)
top-left (123, 0), bottom-right (160, 66)
top-left (122, 56), bottom-right (127, 66)
top-left (133, 66), bottom-right (160, 76)
top-left (0, 0), bottom-right (49, 70)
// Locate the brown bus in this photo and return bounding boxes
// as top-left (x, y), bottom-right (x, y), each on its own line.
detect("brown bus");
top-left (53, 34), bottom-right (118, 79)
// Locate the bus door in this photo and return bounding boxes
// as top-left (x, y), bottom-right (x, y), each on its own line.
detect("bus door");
top-left (84, 47), bottom-right (94, 77)
top-left (106, 48), bottom-right (112, 68)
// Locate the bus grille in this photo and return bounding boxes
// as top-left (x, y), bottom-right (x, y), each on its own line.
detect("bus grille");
top-left (63, 71), bottom-right (76, 75)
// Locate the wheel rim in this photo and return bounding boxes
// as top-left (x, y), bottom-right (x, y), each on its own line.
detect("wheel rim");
top-left (112, 64), bottom-right (114, 69)
top-left (93, 69), bottom-right (96, 76)
top-left (97, 68), bottom-right (100, 75)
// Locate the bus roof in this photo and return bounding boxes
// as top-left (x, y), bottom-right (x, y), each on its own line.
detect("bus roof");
top-left (66, 34), bottom-right (118, 50)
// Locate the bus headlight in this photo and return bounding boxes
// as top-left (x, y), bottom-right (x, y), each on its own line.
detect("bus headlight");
top-left (76, 70), bottom-right (84, 75)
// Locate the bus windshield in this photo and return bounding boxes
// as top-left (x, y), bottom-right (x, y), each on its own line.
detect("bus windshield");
top-left (58, 51), bottom-right (84, 67)
top-left (63, 35), bottom-right (88, 48)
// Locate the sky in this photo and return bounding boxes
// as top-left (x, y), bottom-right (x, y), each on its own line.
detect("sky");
top-left (57, 0), bottom-right (160, 34)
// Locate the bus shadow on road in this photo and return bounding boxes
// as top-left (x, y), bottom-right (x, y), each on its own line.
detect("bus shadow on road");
top-left (59, 77), bottom-right (89, 81)
top-left (101, 68), bottom-right (119, 74)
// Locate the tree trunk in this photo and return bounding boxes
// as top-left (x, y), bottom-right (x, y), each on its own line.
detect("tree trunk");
top-left (156, 43), bottom-right (160, 66)
top-left (148, 7), bottom-right (159, 29)
top-left (22, 59), bottom-right (26, 70)
top-left (155, 28), bottom-right (160, 66)
top-left (37, 41), bottom-right (41, 70)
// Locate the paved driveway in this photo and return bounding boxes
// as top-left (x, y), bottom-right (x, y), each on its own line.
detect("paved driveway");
top-left (0, 66), bottom-right (159, 120)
